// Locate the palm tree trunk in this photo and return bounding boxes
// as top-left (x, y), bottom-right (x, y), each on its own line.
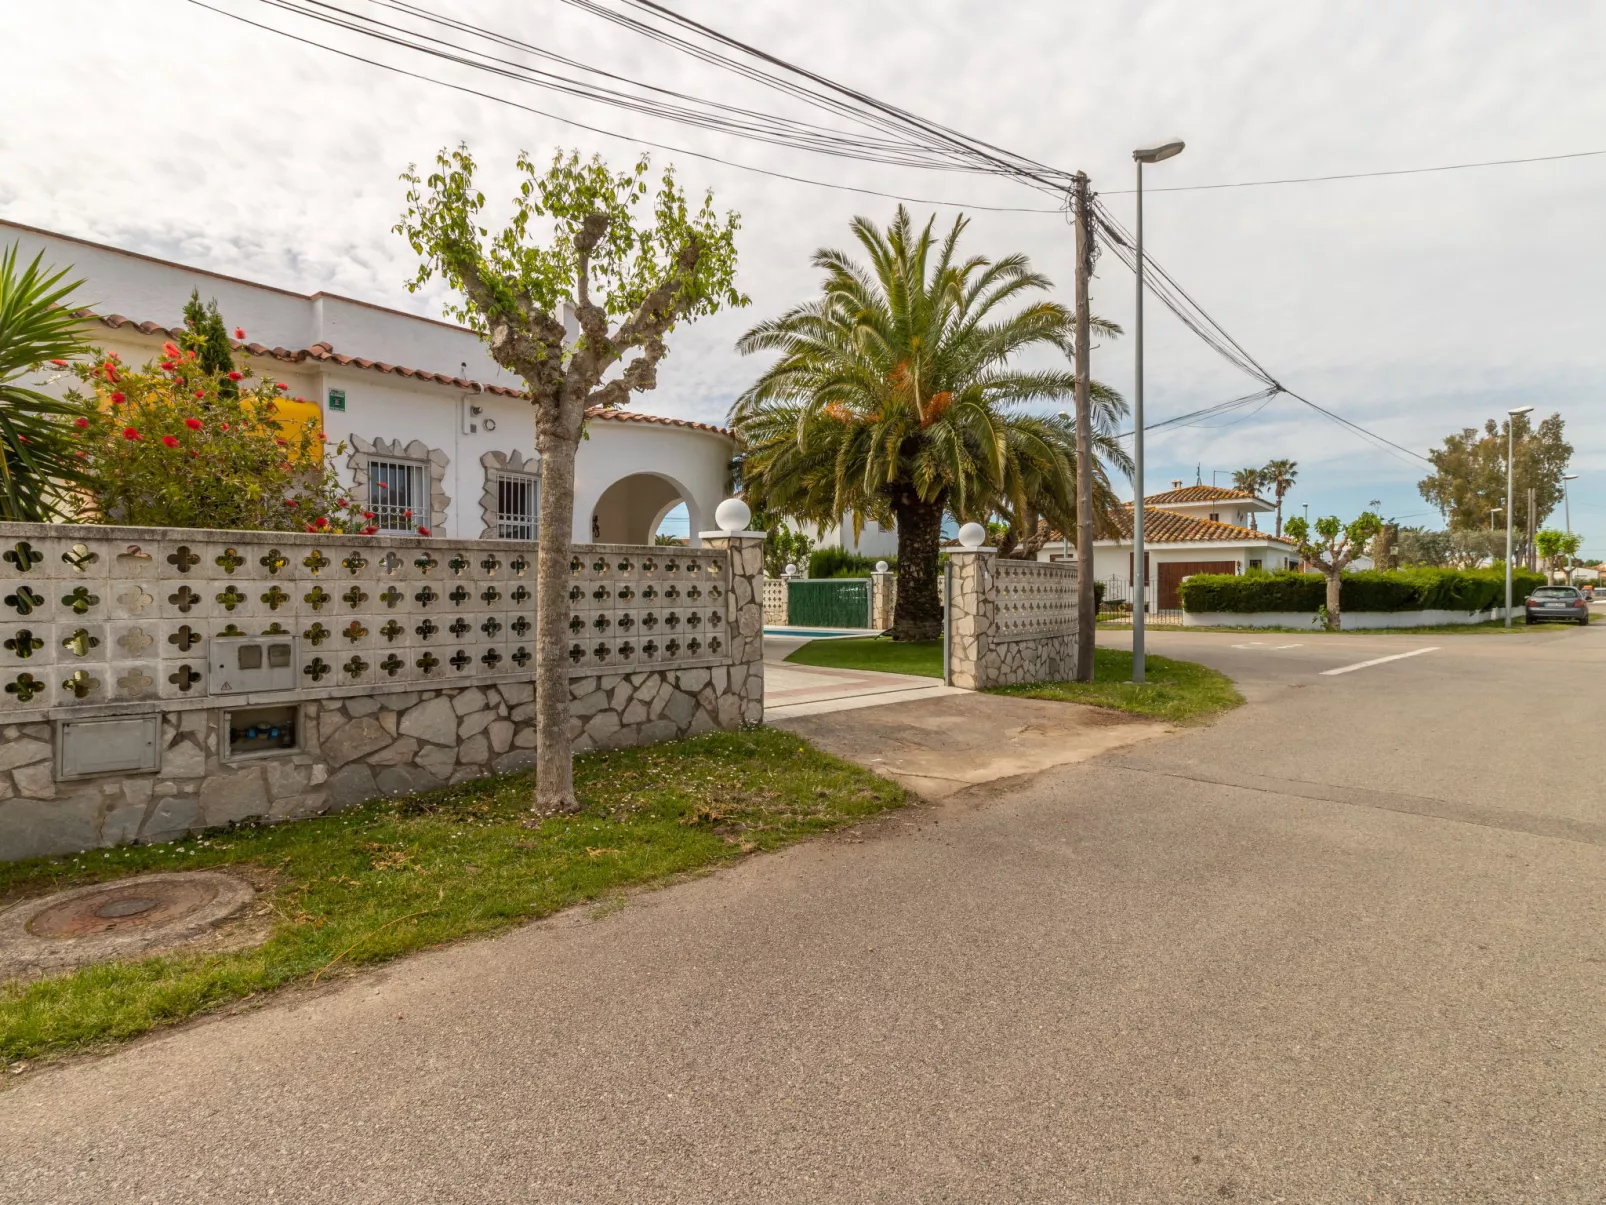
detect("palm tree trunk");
top-left (891, 492), bottom-right (945, 642)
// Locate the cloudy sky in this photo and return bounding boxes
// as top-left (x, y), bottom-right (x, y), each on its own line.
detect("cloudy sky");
top-left (5, 1), bottom-right (1603, 549)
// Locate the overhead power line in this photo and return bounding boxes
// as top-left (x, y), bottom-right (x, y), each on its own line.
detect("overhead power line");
top-left (1105, 148), bottom-right (1606, 194)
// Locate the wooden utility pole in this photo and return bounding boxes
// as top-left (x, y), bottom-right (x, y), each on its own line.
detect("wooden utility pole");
top-left (1072, 173), bottom-right (1096, 682)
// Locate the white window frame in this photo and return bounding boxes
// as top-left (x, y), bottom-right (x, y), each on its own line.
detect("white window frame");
top-left (494, 471), bottom-right (539, 541)
top-left (367, 457), bottom-right (430, 533)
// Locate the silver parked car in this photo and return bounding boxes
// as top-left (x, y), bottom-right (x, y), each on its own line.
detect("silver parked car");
top-left (1525, 585), bottom-right (1591, 625)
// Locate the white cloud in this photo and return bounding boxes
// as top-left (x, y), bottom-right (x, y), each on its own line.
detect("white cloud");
top-left (5, 0), bottom-right (1604, 547)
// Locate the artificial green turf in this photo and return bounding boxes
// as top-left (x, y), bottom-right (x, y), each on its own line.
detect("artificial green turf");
top-left (783, 637), bottom-right (1242, 724)
top-left (0, 729), bottom-right (904, 1063)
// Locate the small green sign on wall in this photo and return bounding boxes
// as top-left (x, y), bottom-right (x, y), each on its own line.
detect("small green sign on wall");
top-left (327, 388), bottom-right (346, 411)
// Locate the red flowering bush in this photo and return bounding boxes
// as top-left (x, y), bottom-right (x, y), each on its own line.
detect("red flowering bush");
top-left (65, 351), bottom-right (369, 533)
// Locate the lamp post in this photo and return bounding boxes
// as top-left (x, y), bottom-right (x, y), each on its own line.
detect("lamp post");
top-left (1130, 138), bottom-right (1185, 683)
top-left (1506, 405), bottom-right (1534, 626)
top-left (1563, 472), bottom-right (1578, 584)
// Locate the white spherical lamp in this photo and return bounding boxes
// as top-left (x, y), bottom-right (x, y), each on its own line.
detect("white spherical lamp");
top-left (874, 560), bottom-right (889, 574)
top-left (958, 522), bottom-right (987, 549)
top-left (714, 497), bottom-right (751, 533)
top-left (783, 562), bottom-right (797, 577)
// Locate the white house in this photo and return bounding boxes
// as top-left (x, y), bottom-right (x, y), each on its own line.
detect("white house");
top-left (3, 220), bottom-right (735, 544)
top-left (1042, 485), bottom-right (1301, 610)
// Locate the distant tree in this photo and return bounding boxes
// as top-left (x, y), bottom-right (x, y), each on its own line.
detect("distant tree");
top-left (1418, 412), bottom-right (1572, 563)
top-left (180, 290), bottom-right (238, 398)
top-left (1394, 526), bottom-right (1454, 567)
top-left (1260, 458), bottom-right (1298, 536)
top-left (760, 521), bottom-right (812, 577)
top-left (1285, 510), bottom-right (1382, 630)
top-left (1535, 528), bottom-right (1581, 584)
top-left (1230, 466), bottom-right (1263, 529)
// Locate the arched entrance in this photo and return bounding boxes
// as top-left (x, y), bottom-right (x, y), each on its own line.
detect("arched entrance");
top-left (590, 473), bottom-right (697, 545)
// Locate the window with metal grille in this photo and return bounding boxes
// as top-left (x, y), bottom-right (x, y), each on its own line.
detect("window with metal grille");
top-left (495, 472), bottom-right (539, 540)
top-left (368, 458), bottom-right (429, 532)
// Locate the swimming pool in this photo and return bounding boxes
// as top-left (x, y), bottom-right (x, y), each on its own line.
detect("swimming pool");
top-left (763, 627), bottom-right (878, 639)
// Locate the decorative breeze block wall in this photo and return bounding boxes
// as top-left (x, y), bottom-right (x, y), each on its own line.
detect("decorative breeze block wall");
top-left (947, 552), bottom-right (1078, 689)
top-left (0, 523), bottom-right (763, 861)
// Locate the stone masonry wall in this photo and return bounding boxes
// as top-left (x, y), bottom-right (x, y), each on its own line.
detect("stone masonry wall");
top-left (947, 551), bottom-right (1077, 690)
top-left (0, 524), bottom-right (763, 861)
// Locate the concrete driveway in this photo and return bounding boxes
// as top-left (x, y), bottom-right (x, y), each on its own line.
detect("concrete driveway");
top-left (5, 624), bottom-right (1605, 1202)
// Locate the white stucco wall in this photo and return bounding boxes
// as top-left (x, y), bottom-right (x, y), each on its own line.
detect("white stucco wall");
top-left (810, 518), bottom-right (899, 559)
top-left (6, 220), bottom-right (734, 545)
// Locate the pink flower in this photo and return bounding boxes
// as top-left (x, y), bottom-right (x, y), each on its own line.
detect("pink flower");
top-left (416, 526), bottom-right (431, 537)
top-left (314, 516), bottom-right (328, 529)
top-left (376, 482), bottom-right (387, 490)
top-left (110, 391), bottom-right (125, 404)
top-left (233, 328), bottom-right (245, 340)
top-left (184, 417), bottom-right (203, 431)
top-left (362, 510), bottom-right (375, 520)
top-left (274, 382), bottom-right (287, 392)
top-left (162, 341), bottom-right (180, 358)
top-left (161, 435), bottom-right (180, 449)
top-left (284, 499), bottom-right (298, 508)
top-left (227, 371), bottom-right (242, 382)
top-left (193, 389), bottom-right (204, 399)
top-left (220, 423), bottom-right (231, 431)
top-left (362, 525), bottom-right (378, 536)
top-left (122, 427), bottom-right (143, 441)
top-left (73, 417), bottom-right (89, 429)
top-left (403, 508), bottom-right (413, 518)
top-left (49, 359), bottom-right (69, 368)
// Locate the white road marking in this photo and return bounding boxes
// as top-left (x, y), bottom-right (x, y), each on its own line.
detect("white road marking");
top-left (1320, 647), bottom-right (1440, 676)
top-left (1232, 641), bottom-right (1304, 650)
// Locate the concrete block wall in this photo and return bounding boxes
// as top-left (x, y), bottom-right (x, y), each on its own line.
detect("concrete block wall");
top-left (0, 523), bottom-right (763, 861)
top-left (947, 551), bottom-right (1078, 690)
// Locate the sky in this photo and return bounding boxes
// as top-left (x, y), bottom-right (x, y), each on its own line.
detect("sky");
top-left (4, 1), bottom-right (1604, 552)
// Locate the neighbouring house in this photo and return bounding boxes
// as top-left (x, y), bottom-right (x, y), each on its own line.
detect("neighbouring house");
top-left (806, 517), bottom-right (899, 559)
top-left (4, 220), bottom-right (735, 544)
top-left (1041, 485), bottom-right (1300, 611)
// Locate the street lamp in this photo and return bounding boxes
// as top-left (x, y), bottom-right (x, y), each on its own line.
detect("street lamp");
top-left (1505, 405), bottom-right (1534, 626)
top-left (1563, 472), bottom-right (1579, 584)
top-left (1130, 138), bottom-right (1185, 683)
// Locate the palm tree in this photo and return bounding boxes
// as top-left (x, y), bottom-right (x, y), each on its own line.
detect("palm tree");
top-left (1230, 466), bottom-right (1263, 529)
top-left (1261, 457), bottom-right (1299, 537)
top-left (0, 244), bottom-right (93, 520)
top-left (732, 206), bottom-right (1126, 640)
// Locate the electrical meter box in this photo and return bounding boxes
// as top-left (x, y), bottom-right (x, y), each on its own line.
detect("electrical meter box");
top-left (57, 715), bottom-right (162, 779)
top-left (211, 635), bottom-right (299, 694)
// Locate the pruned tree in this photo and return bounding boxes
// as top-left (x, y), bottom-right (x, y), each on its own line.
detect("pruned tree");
top-left (1285, 511), bottom-right (1382, 630)
top-left (1535, 528), bottom-right (1582, 584)
top-left (397, 146), bottom-right (744, 812)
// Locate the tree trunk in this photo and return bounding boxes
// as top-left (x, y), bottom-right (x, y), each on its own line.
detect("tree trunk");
top-left (533, 420), bottom-right (581, 812)
top-left (891, 492), bottom-right (945, 642)
top-left (1324, 570), bottom-right (1341, 631)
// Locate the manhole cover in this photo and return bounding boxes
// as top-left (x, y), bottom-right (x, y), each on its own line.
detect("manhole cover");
top-left (0, 871), bottom-right (257, 981)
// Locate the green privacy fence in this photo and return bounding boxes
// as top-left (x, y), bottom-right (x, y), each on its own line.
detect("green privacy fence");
top-left (787, 578), bottom-right (871, 628)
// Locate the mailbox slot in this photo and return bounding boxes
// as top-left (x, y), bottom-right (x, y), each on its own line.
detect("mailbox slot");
top-left (211, 636), bottom-right (299, 694)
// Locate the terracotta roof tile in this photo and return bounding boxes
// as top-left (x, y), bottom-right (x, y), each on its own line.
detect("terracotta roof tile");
top-left (79, 309), bottom-right (733, 437)
top-left (1104, 505), bottom-right (1297, 546)
top-left (1144, 484), bottom-right (1269, 506)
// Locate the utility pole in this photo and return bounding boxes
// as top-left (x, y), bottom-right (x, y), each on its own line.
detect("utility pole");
top-left (1505, 405), bottom-right (1533, 626)
top-left (1071, 172), bottom-right (1096, 682)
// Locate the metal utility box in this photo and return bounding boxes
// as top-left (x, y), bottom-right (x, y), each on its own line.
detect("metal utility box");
top-left (57, 715), bottom-right (162, 779)
top-left (211, 635), bottom-right (299, 694)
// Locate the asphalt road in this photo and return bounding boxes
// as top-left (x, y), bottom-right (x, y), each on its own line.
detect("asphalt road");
top-left (5, 622), bottom-right (1605, 1202)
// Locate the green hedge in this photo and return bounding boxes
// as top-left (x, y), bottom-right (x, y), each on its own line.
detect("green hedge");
top-left (1179, 568), bottom-right (1546, 614)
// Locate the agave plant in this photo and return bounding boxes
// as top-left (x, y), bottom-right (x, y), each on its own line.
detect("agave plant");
top-left (0, 244), bottom-right (93, 520)
top-left (732, 205), bottom-right (1127, 640)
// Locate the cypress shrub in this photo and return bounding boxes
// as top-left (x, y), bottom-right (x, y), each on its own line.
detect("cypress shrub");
top-left (1180, 568), bottom-right (1545, 614)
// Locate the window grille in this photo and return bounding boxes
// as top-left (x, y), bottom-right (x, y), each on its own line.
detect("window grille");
top-left (495, 473), bottom-right (538, 540)
top-left (368, 458), bottom-right (429, 532)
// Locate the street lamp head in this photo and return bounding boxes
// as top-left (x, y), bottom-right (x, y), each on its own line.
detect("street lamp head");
top-left (1508, 405), bottom-right (1535, 417)
top-left (1564, 473), bottom-right (1579, 481)
top-left (1133, 140), bottom-right (1186, 164)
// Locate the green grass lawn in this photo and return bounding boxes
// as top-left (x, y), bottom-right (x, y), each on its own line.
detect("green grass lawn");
top-left (784, 637), bottom-right (1242, 724)
top-left (0, 729), bottom-right (904, 1065)
top-left (1111, 619), bottom-right (1573, 636)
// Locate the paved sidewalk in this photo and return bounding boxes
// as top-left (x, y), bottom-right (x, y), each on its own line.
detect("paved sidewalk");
top-left (761, 634), bottom-right (963, 720)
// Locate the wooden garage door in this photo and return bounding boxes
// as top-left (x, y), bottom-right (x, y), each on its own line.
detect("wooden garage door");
top-left (1157, 560), bottom-right (1236, 610)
